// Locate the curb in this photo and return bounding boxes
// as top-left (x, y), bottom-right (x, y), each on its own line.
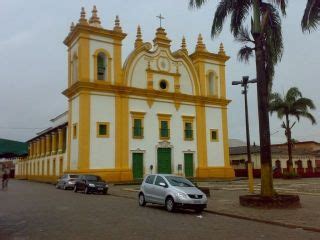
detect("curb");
top-left (204, 209), bottom-right (320, 233)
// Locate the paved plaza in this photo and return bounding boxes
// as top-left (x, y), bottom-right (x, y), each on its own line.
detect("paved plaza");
top-left (1, 180), bottom-right (320, 240)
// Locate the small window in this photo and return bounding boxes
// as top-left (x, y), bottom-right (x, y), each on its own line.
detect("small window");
top-left (155, 176), bottom-right (167, 187)
top-left (160, 120), bottom-right (170, 139)
top-left (159, 79), bottom-right (168, 91)
top-left (97, 122), bottom-right (109, 138)
top-left (73, 124), bottom-right (77, 139)
top-left (133, 118), bottom-right (143, 138)
top-left (184, 122), bottom-right (193, 140)
top-left (210, 129), bottom-right (219, 141)
top-left (145, 175), bottom-right (156, 184)
top-left (97, 52), bottom-right (106, 81)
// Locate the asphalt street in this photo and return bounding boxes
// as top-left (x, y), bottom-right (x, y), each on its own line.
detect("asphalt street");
top-left (0, 180), bottom-right (319, 240)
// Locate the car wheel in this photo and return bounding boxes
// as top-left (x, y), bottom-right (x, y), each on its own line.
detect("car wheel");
top-left (165, 197), bottom-right (175, 212)
top-left (84, 187), bottom-right (90, 194)
top-left (73, 185), bottom-right (78, 193)
top-left (139, 193), bottom-right (146, 206)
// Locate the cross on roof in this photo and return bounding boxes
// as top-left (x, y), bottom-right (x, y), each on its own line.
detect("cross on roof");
top-left (156, 14), bottom-right (165, 28)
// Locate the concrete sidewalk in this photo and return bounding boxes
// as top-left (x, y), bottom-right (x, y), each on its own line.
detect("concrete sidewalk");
top-left (109, 182), bottom-right (320, 232)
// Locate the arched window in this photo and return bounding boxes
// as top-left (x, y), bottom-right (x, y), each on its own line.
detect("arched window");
top-left (72, 54), bottom-right (78, 83)
top-left (208, 72), bottom-right (215, 96)
top-left (97, 52), bottom-right (107, 81)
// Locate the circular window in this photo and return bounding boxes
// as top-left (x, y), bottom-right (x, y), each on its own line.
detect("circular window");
top-left (159, 80), bottom-right (168, 90)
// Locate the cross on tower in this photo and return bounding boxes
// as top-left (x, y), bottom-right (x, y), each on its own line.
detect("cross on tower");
top-left (156, 14), bottom-right (165, 28)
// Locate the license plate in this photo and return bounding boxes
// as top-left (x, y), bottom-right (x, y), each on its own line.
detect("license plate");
top-left (193, 200), bottom-right (201, 204)
top-left (98, 188), bottom-right (103, 190)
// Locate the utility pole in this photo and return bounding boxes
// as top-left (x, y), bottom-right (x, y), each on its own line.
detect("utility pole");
top-left (232, 76), bottom-right (257, 193)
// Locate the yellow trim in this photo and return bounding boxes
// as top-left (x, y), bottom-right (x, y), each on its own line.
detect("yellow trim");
top-left (197, 167), bottom-right (235, 179)
top-left (219, 63), bottom-right (226, 99)
top-left (96, 122), bottom-right (110, 138)
top-left (59, 157), bottom-right (64, 176)
top-left (93, 48), bottom-right (112, 83)
top-left (63, 82), bottom-right (231, 107)
top-left (78, 92), bottom-right (90, 170)
top-left (78, 33), bottom-right (90, 82)
top-left (41, 137), bottom-right (45, 157)
top-left (182, 116), bottom-right (195, 141)
top-left (64, 24), bottom-right (127, 47)
top-left (196, 104), bottom-right (207, 168)
top-left (51, 132), bottom-right (57, 155)
top-left (72, 123), bottom-right (77, 139)
top-left (58, 128), bottom-right (64, 153)
top-left (222, 107), bottom-right (231, 167)
top-left (114, 39), bottom-right (123, 85)
top-left (68, 50), bottom-right (71, 87)
top-left (47, 159), bottom-right (50, 175)
top-left (210, 129), bottom-right (219, 142)
top-left (115, 95), bottom-right (129, 169)
top-left (45, 134), bottom-right (51, 156)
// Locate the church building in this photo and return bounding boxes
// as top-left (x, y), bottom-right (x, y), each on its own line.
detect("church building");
top-left (15, 6), bottom-right (234, 182)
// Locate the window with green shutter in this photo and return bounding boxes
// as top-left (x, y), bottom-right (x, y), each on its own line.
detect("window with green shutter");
top-left (133, 118), bottom-right (143, 138)
top-left (97, 122), bottom-right (109, 138)
top-left (184, 122), bottom-right (193, 140)
top-left (160, 120), bottom-right (170, 139)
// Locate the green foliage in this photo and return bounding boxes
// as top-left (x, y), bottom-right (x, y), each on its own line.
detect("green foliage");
top-left (269, 87), bottom-right (317, 126)
top-left (302, 0), bottom-right (320, 32)
top-left (189, 0), bottom-right (285, 92)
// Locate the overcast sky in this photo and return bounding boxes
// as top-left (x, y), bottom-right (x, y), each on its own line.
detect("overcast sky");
top-left (0, 0), bottom-right (319, 144)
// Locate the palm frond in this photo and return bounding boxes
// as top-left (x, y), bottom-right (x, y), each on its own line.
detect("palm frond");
top-left (211, 0), bottom-right (236, 38)
top-left (302, 0), bottom-right (320, 32)
top-left (189, 0), bottom-right (208, 9)
top-left (268, 0), bottom-right (288, 16)
top-left (235, 26), bottom-right (254, 43)
top-left (293, 110), bottom-right (317, 125)
top-left (230, 0), bottom-right (252, 36)
top-left (285, 87), bottom-right (302, 103)
top-left (292, 97), bottom-right (316, 111)
top-left (237, 45), bottom-right (254, 63)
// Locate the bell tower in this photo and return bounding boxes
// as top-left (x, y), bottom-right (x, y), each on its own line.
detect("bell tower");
top-left (63, 6), bottom-right (127, 172)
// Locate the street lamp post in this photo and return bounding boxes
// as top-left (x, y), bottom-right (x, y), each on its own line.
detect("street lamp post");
top-left (232, 76), bottom-right (257, 193)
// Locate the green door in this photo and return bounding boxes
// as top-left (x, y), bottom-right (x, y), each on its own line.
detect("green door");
top-left (184, 153), bottom-right (194, 177)
top-left (157, 148), bottom-right (172, 174)
top-left (132, 153), bottom-right (143, 179)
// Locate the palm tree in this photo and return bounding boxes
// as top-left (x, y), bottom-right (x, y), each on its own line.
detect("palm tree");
top-left (302, 0), bottom-right (320, 32)
top-left (189, 0), bottom-right (286, 197)
top-left (269, 87), bottom-right (316, 174)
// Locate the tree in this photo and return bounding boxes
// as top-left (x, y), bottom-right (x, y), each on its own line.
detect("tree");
top-left (269, 87), bottom-right (316, 173)
top-left (302, 0), bottom-right (320, 32)
top-left (189, 0), bottom-right (286, 196)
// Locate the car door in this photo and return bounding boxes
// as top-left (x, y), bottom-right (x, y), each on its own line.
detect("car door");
top-left (143, 175), bottom-right (156, 202)
top-left (153, 176), bottom-right (168, 205)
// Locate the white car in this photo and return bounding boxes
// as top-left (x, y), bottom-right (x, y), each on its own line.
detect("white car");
top-left (138, 174), bottom-right (207, 212)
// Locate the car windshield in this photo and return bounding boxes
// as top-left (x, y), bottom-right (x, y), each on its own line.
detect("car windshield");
top-left (165, 176), bottom-right (194, 187)
top-left (70, 175), bottom-right (79, 179)
top-left (85, 175), bottom-right (101, 181)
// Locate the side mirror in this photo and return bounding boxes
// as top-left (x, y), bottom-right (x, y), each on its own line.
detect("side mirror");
top-left (159, 182), bottom-right (166, 187)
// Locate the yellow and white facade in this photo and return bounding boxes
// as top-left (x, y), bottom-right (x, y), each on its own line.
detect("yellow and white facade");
top-left (16, 6), bottom-right (234, 182)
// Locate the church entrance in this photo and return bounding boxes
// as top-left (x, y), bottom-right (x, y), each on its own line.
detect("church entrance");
top-left (184, 153), bottom-right (194, 177)
top-left (157, 148), bottom-right (172, 174)
top-left (132, 153), bottom-right (143, 179)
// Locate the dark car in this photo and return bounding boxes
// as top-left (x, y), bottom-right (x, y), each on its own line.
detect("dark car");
top-left (73, 175), bottom-right (108, 194)
top-left (56, 174), bottom-right (80, 190)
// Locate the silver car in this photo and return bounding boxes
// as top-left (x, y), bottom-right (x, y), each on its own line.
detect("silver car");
top-left (56, 174), bottom-right (80, 190)
top-left (138, 174), bottom-right (207, 212)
